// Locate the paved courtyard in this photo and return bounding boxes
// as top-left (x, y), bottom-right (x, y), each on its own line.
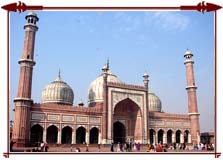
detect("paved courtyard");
top-left (12, 144), bottom-right (214, 153)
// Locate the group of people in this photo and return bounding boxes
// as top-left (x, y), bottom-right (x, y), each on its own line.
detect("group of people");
top-left (193, 142), bottom-right (214, 151)
top-left (155, 142), bottom-right (215, 151)
top-left (10, 140), bottom-right (215, 152)
top-left (145, 143), bottom-right (168, 152)
top-left (110, 142), bottom-right (143, 152)
top-left (10, 140), bottom-right (49, 152)
top-left (31, 141), bottom-right (49, 152)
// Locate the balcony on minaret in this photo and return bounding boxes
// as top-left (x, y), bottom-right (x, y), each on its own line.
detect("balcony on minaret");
top-left (24, 11), bottom-right (39, 30)
top-left (184, 49), bottom-right (194, 64)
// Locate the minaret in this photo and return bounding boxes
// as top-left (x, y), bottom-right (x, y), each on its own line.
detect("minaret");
top-left (143, 71), bottom-right (149, 144)
top-left (12, 12), bottom-right (39, 147)
top-left (101, 61), bottom-right (108, 144)
top-left (184, 49), bottom-right (200, 144)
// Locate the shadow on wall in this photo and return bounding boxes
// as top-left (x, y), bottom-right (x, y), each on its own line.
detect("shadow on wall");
top-left (88, 89), bottom-right (96, 107)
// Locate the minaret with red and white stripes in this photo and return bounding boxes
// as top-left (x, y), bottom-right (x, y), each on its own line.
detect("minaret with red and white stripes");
top-left (184, 49), bottom-right (200, 144)
top-left (12, 12), bottom-right (39, 147)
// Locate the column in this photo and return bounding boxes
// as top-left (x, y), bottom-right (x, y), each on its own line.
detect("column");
top-left (57, 129), bottom-right (61, 144)
top-left (153, 134), bottom-right (156, 144)
top-left (72, 129), bottom-right (76, 144)
top-left (98, 132), bottom-right (101, 144)
top-left (43, 128), bottom-right (46, 142)
top-left (172, 133), bottom-right (176, 143)
top-left (180, 133), bottom-right (184, 143)
top-left (188, 133), bottom-right (192, 143)
top-left (86, 131), bottom-right (89, 144)
top-left (163, 133), bottom-right (167, 144)
top-left (155, 133), bottom-right (158, 144)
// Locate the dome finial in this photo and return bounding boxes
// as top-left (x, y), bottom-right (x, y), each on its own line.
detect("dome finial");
top-left (106, 58), bottom-right (109, 70)
top-left (55, 68), bottom-right (63, 81)
top-left (58, 68), bottom-right (61, 78)
top-left (78, 99), bottom-right (84, 107)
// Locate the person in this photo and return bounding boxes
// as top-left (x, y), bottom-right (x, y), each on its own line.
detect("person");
top-left (32, 147), bottom-right (38, 152)
top-left (211, 143), bottom-right (215, 150)
top-left (146, 143), bottom-right (150, 152)
top-left (98, 144), bottom-right (101, 152)
top-left (133, 142), bottom-right (137, 151)
top-left (70, 145), bottom-right (73, 152)
top-left (173, 143), bottom-right (176, 150)
top-left (44, 142), bottom-right (49, 152)
top-left (120, 143), bottom-right (123, 152)
top-left (75, 148), bottom-right (81, 152)
top-left (117, 142), bottom-right (121, 152)
top-left (86, 144), bottom-right (89, 152)
top-left (35, 141), bottom-right (40, 151)
top-left (10, 140), bottom-right (16, 152)
top-left (110, 142), bottom-right (114, 152)
top-left (126, 143), bottom-right (130, 152)
top-left (156, 143), bottom-right (163, 152)
top-left (150, 144), bottom-right (155, 152)
top-left (136, 142), bottom-right (141, 151)
top-left (40, 141), bottom-right (45, 152)
top-left (129, 142), bottom-right (132, 152)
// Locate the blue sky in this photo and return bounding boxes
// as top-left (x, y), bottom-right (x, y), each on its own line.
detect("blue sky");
top-left (10, 11), bottom-right (214, 132)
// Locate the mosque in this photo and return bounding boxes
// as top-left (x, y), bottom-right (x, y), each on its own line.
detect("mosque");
top-left (12, 12), bottom-right (201, 147)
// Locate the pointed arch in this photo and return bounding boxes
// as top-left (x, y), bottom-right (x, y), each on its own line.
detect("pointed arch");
top-left (149, 129), bottom-right (156, 144)
top-left (113, 98), bottom-right (142, 142)
top-left (61, 126), bottom-right (72, 144)
top-left (90, 127), bottom-right (99, 144)
top-left (76, 127), bottom-right (86, 144)
top-left (46, 125), bottom-right (58, 144)
top-left (158, 129), bottom-right (164, 144)
top-left (184, 130), bottom-right (190, 143)
top-left (176, 130), bottom-right (182, 143)
top-left (30, 124), bottom-right (43, 146)
top-left (167, 129), bottom-right (173, 144)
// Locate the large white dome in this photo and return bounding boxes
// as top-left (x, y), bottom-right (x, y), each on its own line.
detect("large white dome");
top-left (87, 70), bottom-right (122, 105)
top-left (41, 73), bottom-right (74, 105)
top-left (148, 92), bottom-right (162, 112)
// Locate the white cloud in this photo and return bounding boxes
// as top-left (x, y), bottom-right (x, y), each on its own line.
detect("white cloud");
top-left (114, 12), bottom-right (141, 32)
top-left (145, 11), bottom-right (190, 31)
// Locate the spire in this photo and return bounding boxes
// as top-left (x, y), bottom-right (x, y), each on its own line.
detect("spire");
top-left (58, 68), bottom-right (61, 78)
top-left (55, 69), bottom-right (62, 81)
top-left (106, 58), bottom-right (109, 70)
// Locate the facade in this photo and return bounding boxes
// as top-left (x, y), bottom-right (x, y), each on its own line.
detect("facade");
top-left (12, 12), bottom-right (201, 147)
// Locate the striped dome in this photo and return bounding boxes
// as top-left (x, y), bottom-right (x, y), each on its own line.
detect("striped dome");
top-left (41, 73), bottom-right (74, 105)
top-left (87, 70), bottom-right (122, 104)
top-left (148, 92), bottom-right (162, 112)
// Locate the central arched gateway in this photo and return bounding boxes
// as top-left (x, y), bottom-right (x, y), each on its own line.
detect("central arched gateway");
top-left (113, 98), bottom-right (142, 143)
